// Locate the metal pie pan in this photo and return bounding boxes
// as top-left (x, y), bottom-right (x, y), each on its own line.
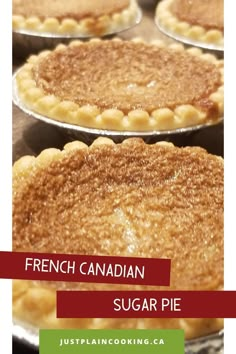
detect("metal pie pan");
top-left (12, 73), bottom-right (223, 145)
top-left (13, 8), bottom-right (142, 58)
top-left (155, 16), bottom-right (224, 54)
top-left (13, 320), bottom-right (224, 353)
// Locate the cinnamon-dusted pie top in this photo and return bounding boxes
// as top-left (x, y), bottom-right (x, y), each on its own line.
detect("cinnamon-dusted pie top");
top-left (171, 0), bottom-right (224, 31)
top-left (13, 139), bottom-right (223, 291)
top-left (34, 40), bottom-right (221, 115)
top-left (13, 0), bottom-right (130, 21)
top-left (13, 138), bottom-right (223, 338)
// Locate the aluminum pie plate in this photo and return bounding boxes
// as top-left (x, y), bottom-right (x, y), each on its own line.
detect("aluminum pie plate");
top-left (13, 8), bottom-right (142, 56)
top-left (12, 73), bottom-right (223, 145)
top-left (155, 16), bottom-right (224, 54)
top-left (13, 320), bottom-right (224, 353)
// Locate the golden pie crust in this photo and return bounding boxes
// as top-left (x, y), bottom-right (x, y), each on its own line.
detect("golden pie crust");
top-left (156, 0), bottom-right (224, 47)
top-left (13, 138), bottom-right (223, 339)
top-left (12, 0), bottom-right (139, 36)
top-left (16, 38), bottom-right (224, 132)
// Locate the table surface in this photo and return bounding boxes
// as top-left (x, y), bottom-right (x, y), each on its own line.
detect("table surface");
top-left (12, 1), bottom-right (223, 353)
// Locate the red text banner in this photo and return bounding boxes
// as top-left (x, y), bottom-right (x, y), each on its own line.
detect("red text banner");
top-left (57, 291), bottom-right (236, 318)
top-left (0, 251), bottom-right (171, 286)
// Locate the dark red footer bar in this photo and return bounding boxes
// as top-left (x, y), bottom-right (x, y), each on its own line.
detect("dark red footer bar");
top-left (57, 291), bottom-right (236, 318)
top-left (0, 251), bottom-right (170, 286)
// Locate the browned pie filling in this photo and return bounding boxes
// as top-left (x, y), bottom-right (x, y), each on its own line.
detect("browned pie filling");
top-left (13, 140), bottom-right (223, 294)
top-left (171, 0), bottom-right (224, 31)
top-left (33, 41), bottom-right (221, 116)
top-left (13, 0), bottom-right (130, 21)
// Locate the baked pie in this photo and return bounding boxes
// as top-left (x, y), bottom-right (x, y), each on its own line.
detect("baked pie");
top-left (12, 0), bottom-right (140, 37)
top-left (15, 38), bottom-right (224, 132)
top-left (13, 138), bottom-right (223, 339)
top-left (156, 0), bottom-right (224, 48)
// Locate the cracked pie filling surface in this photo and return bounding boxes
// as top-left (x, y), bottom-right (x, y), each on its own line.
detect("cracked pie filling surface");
top-left (12, 0), bottom-right (139, 36)
top-left (156, 0), bottom-right (224, 47)
top-left (13, 138), bottom-right (223, 339)
top-left (16, 38), bottom-right (224, 131)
